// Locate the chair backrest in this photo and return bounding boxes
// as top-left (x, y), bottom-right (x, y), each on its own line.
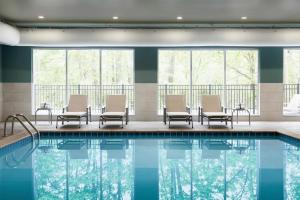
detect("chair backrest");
top-left (201, 95), bottom-right (222, 112)
top-left (166, 95), bottom-right (186, 112)
top-left (106, 95), bottom-right (126, 112)
top-left (68, 95), bottom-right (88, 112)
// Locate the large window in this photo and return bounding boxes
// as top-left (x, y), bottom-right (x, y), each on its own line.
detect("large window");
top-left (283, 49), bottom-right (300, 115)
top-left (33, 49), bottom-right (134, 114)
top-left (158, 49), bottom-right (259, 114)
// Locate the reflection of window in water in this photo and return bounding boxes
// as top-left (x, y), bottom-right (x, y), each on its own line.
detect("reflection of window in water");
top-left (32, 139), bottom-right (134, 200)
top-left (159, 139), bottom-right (257, 200)
top-left (100, 139), bottom-right (133, 200)
top-left (285, 143), bottom-right (300, 199)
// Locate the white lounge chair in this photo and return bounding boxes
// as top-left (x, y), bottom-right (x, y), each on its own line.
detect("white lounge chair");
top-left (99, 95), bottom-right (129, 128)
top-left (163, 95), bottom-right (193, 128)
top-left (56, 95), bottom-right (91, 128)
top-left (284, 94), bottom-right (300, 114)
top-left (199, 95), bottom-right (233, 128)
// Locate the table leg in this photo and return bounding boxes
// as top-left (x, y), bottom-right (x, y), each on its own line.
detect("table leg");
top-left (247, 110), bottom-right (251, 125)
top-left (35, 110), bottom-right (37, 124)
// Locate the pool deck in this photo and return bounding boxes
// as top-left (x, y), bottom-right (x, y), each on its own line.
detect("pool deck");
top-left (1, 121), bottom-right (300, 148)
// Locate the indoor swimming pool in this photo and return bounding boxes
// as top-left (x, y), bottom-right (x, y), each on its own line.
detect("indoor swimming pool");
top-left (0, 132), bottom-right (299, 200)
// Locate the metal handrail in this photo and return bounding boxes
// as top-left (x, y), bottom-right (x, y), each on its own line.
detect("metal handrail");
top-left (3, 114), bottom-right (40, 141)
top-left (16, 114), bottom-right (40, 140)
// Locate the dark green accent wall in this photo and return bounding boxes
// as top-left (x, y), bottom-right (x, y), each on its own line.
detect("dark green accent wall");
top-left (259, 47), bottom-right (283, 83)
top-left (0, 46), bottom-right (284, 83)
top-left (2, 45), bottom-right (32, 83)
top-left (134, 47), bottom-right (157, 83)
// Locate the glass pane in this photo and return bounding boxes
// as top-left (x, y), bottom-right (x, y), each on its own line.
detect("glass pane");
top-left (192, 50), bottom-right (224, 85)
top-left (284, 49), bottom-right (300, 84)
top-left (226, 50), bottom-right (258, 84)
top-left (67, 50), bottom-right (100, 85)
top-left (33, 49), bottom-right (66, 85)
top-left (158, 50), bottom-right (190, 84)
top-left (101, 50), bottom-right (134, 85)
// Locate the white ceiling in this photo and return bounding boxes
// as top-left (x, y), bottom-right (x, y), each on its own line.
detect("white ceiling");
top-left (1, 0), bottom-right (300, 25)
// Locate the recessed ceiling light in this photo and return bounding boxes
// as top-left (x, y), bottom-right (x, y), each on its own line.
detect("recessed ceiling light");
top-left (38, 16), bottom-right (45, 19)
top-left (113, 16), bottom-right (119, 20)
top-left (177, 16), bottom-right (183, 20)
top-left (241, 16), bottom-right (247, 20)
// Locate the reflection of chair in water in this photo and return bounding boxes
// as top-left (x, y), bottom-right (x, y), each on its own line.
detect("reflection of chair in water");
top-left (38, 139), bottom-right (54, 153)
top-left (231, 140), bottom-right (251, 154)
top-left (163, 140), bottom-right (192, 159)
top-left (100, 139), bottom-right (129, 159)
top-left (200, 140), bottom-right (232, 159)
top-left (57, 140), bottom-right (88, 159)
top-left (284, 94), bottom-right (300, 114)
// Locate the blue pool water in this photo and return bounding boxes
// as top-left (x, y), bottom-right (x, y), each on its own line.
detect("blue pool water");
top-left (0, 132), bottom-right (299, 200)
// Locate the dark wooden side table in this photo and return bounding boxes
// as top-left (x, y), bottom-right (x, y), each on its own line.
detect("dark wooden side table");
top-left (232, 107), bottom-right (251, 125)
top-left (35, 107), bottom-right (52, 124)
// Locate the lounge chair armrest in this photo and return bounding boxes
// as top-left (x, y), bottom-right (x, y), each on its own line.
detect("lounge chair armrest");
top-left (186, 106), bottom-right (190, 114)
top-left (163, 107), bottom-right (167, 124)
top-left (63, 106), bottom-right (68, 113)
top-left (101, 106), bottom-right (106, 114)
top-left (222, 107), bottom-right (228, 113)
top-left (86, 106), bottom-right (91, 113)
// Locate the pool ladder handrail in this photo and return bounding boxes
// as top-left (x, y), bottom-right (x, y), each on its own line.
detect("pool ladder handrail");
top-left (4, 113), bottom-right (40, 141)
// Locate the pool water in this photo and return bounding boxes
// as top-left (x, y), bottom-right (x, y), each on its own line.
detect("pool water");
top-left (0, 134), bottom-right (299, 200)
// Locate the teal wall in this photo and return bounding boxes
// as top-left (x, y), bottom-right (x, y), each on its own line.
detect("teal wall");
top-left (259, 47), bottom-right (283, 83)
top-left (0, 46), bottom-right (284, 83)
top-left (2, 46), bottom-right (32, 83)
top-left (134, 47), bottom-right (157, 83)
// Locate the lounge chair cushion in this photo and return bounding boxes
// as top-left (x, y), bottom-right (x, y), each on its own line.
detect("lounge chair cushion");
top-left (166, 95), bottom-right (186, 112)
top-left (201, 95), bottom-right (222, 112)
top-left (202, 112), bottom-right (231, 117)
top-left (101, 112), bottom-right (125, 117)
top-left (68, 95), bottom-right (88, 112)
top-left (167, 112), bottom-right (191, 117)
top-left (61, 112), bottom-right (87, 117)
top-left (106, 95), bottom-right (126, 112)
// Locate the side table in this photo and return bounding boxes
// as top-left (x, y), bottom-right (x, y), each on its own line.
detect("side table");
top-left (35, 107), bottom-right (52, 124)
top-left (232, 108), bottom-right (251, 125)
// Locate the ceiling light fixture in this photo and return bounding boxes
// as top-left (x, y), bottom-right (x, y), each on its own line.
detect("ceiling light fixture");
top-left (38, 16), bottom-right (45, 19)
top-left (241, 16), bottom-right (247, 20)
top-left (113, 16), bottom-right (119, 20)
top-left (177, 16), bottom-right (183, 20)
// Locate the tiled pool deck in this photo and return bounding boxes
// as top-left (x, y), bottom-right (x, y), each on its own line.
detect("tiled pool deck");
top-left (1, 121), bottom-right (300, 148)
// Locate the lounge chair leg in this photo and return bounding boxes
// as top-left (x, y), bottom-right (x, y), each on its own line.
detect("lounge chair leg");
top-left (201, 115), bottom-right (203, 125)
top-left (99, 119), bottom-right (101, 128)
top-left (231, 118), bottom-right (233, 129)
top-left (168, 119), bottom-right (171, 128)
top-left (122, 119), bottom-right (124, 128)
top-left (86, 116), bottom-right (88, 125)
top-left (191, 118), bottom-right (193, 128)
top-left (79, 118), bottom-right (81, 128)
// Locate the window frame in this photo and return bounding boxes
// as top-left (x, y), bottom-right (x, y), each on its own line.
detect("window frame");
top-left (32, 47), bottom-right (135, 114)
top-left (157, 47), bottom-right (260, 115)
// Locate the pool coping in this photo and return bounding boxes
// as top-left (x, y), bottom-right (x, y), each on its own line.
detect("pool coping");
top-left (1, 127), bottom-right (300, 150)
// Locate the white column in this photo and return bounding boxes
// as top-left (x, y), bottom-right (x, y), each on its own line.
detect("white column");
top-left (134, 83), bottom-right (159, 121)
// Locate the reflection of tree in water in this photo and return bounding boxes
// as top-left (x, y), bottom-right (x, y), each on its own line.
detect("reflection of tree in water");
top-left (285, 144), bottom-right (300, 200)
top-left (33, 139), bottom-right (134, 200)
top-left (159, 139), bottom-right (257, 200)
